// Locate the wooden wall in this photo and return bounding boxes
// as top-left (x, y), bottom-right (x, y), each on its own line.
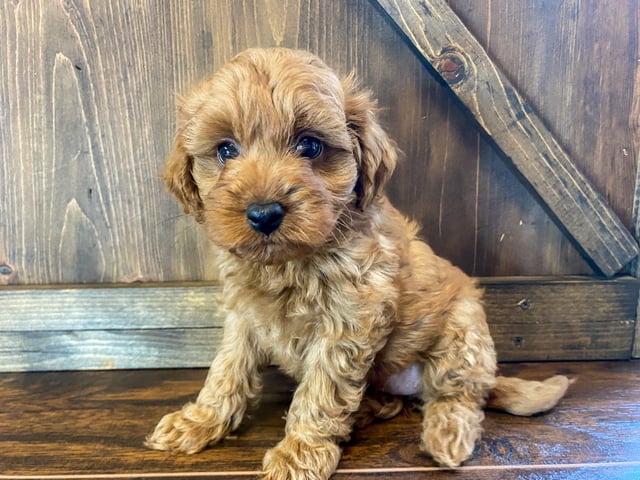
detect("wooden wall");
top-left (1, 0), bottom-right (637, 286)
top-left (444, 0), bottom-right (639, 276)
top-left (0, 1), bottom-right (639, 370)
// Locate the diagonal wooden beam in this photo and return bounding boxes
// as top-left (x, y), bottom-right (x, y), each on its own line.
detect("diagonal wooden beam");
top-left (373, 0), bottom-right (639, 278)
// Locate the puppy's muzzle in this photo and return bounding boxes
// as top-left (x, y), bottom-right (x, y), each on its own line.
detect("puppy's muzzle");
top-left (246, 202), bottom-right (284, 235)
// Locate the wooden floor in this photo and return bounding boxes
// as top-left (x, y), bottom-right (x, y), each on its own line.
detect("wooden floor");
top-left (1, 361), bottom-right (639, 480)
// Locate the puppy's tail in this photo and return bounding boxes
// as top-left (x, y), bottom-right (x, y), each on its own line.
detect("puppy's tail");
top-left (486, 374), bottom-right (572, 416)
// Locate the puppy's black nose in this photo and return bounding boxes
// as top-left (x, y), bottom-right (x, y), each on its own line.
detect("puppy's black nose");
top-left (246, 202), bottom-right (284, 235)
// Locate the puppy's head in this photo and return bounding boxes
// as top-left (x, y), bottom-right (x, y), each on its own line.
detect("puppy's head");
top-left (164, 48), bottom-right (397, 263)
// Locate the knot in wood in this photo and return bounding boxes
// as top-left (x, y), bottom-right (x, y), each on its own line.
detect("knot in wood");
top-left (0, 264), bottom-right (12, 275)
top-left (435, 48), bottom-right (467, 85)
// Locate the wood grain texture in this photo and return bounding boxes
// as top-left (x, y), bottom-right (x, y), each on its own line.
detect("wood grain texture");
top-left (0, 284), bottom-right (223, 371)
top-left (0, 328), bottom-right (222, 372)
top-left (449, 0), bottom-right (640, 235)
top-left (483, 277), bottom-right (638, 361)
top-left (0, 0), bottom-right (215, 285)
top-left (379, 0), bottom-right (639, 277)
top-left (0, 362), bottom-right (638, 478)
top-left (1, 0), bottom-right (636, 284)
top-left (373, 0), bottom-right (639, 277)
top-left (0, 278), bottom-right (636, 372)
top-left (630, 3), bottom-right (640, 358)
top-left (0, 284), bottom-right (222, 331)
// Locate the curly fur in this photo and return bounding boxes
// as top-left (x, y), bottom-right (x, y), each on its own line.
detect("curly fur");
top-left (146, 48), bottom-right (570, 479)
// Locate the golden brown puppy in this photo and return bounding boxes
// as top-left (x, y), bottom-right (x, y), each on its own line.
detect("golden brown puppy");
top-left (146, 48), bottom-right (569, 479)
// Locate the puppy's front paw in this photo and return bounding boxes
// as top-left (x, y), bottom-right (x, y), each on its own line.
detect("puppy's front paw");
top-left (421, 400), bottom-right (484, 468)
top-left (145, 402), bottom-right (228, 454)
top-left (262, 435), bottom-right (341, 480)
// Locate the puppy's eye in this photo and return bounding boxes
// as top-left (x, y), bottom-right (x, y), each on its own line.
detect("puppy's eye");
top-left (295, 136), bottom-right (323, 160)
top-left (216, 140), bottom-right (240, 165)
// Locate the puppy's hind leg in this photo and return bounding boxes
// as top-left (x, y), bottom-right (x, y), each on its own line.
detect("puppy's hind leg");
top-left (419, 294), bottom-right (497, 468)
top-left (352, 391), bottom-right (405, 430)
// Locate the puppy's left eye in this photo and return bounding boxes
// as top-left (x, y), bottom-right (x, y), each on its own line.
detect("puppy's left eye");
top-left (295, 136), bottom-right (323, 160)
top-left (216, 140), bottom-right (240, 165)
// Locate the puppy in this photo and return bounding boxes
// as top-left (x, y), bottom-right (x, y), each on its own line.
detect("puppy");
top-left (146, 48), bottom-right (569, 479)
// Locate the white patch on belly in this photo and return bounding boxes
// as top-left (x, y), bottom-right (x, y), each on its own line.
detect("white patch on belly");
top-left (377, 362), bottom-right (424, 396)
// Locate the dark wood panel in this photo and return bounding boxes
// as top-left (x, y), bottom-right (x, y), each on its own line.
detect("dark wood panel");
top-left (631, 3), bottom-right (640, 358)
top-left (2, 465), bottom-right (637, 479)
top-left (402, 0), bottom-right (640, 277)
top-left (483, 277), bottom-right (639, 361)
top-left (336, 465), bottom-right (640, 480)
top-left (447, 0), bottom-right (640, 234)
top-left (0, 0), bottom-right (214, 285)
top-left (374, 0), bottom-right (638, 277)
top-left (0, 362), bottom-right (638, 478)
top-left (2, 0), bottom-right (629, 285)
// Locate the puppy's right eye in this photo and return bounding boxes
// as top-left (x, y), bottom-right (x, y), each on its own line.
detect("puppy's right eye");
top-left (216, 141), bottom-right (240, 165)
top-left (295, 136), bottom-right (323, 160)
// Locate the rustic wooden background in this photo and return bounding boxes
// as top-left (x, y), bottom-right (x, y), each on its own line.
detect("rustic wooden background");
top-left (0, 1), bottom-right (639, 370)
top-left (1, 0), bottom-right (637, 285)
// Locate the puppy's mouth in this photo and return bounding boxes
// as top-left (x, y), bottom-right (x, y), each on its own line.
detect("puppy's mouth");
top-left (230, 237), bottom-right (322, 266)
top-left (205, 199), bottom-right (337, 264)
top-left (229, 240), bottom-right (316, 265)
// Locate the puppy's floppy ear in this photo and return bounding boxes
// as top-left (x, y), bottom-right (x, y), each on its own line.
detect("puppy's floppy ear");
top-left (162, 106), bottom-right (204, 223)
top-left (343, 75), bottom-right (398, 210)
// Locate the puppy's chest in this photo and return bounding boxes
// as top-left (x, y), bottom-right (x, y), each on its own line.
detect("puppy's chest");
top-left (254, 283), bottom-right (338, 362)
top-left (220, 247), bottom-right (399, 372)
top-left (260, 315), bottom-right (319, 371)
top-left (244, 271), bottom-right (361, 370)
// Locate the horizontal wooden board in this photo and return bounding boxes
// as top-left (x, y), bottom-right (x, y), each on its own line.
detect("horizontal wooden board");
top-left (0, 328), bottom-right (222, 372)
top-left (1, 464), bottom-right (638, 480)
top-left (482, 277), bottom-right (638, 361)
top-left (0, 278), bottom-right (637, 371)
top-left (0, 283), bottom-right (222, 331)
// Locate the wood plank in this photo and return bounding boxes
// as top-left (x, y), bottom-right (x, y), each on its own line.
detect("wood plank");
top-left (373, 0), bottom-right (639, 277)
top-left (0, 362), bottom-right (638, 478)
top-left (631, 3), bottom-right (640, 358)
top-left (634, 143), bottom-right (640, 357)
top-left (0, 283), bottom-right (222, 331)
top-left (2, 464), bottom-right (639, 479)
top-left (0, 329), bottom-right (221, 372)
top-left (482, 277), bottom-right (638, 361)
top-left (0, 278), bottom-right (636, 371)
